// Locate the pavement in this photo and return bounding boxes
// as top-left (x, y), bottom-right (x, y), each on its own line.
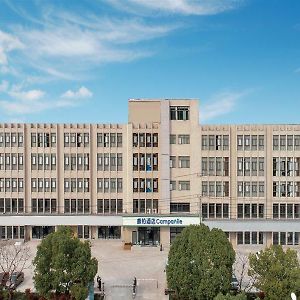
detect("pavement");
top-left (14, 241), bottom-right (300, 299)
top-left (18, 240), bottom-right (169, 300)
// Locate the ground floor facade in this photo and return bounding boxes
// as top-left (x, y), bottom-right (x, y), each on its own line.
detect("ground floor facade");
top-left (0, 215), bottom-right (299, 249)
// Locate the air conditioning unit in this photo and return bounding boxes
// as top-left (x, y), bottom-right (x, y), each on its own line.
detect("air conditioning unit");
top-left (146, 208), bottom-right (151, 214)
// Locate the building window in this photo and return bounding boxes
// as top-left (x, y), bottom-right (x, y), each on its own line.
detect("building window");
top-left (237, 232), bottom-right (264, 245)
top-left (273, 232), bottom-right (299, 245)
top-left (132, 199), bottom-right (158, 214)
top-left (98, 226), bottom-right (121, 239)
top-left (170, 203), bottom-right (190, 213)
top-left (170, 156), bottom-right (176, 168)
top-left (170, 106), bottom-right (189, 121)
top-left (178, 156), bottom-right (190, 168)
top-left (237, 203), bottom-right (264, 219)
top-left (178, 181), bottom-right (190, 191)
top-left (202, 203), bottom-right (229, 219)
top-left (178, 135), bottom-right (190, 144)
top-left (170, 227), bottom-right (184, 243)
top-left (170, 135), bottom-right (176, 144)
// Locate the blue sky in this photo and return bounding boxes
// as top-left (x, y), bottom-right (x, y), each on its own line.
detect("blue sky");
top-left (0, 0), bottom-right (300, 124)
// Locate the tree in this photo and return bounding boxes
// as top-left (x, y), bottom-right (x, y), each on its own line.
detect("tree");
top-left (248, 245), bottom-right (300, 300)
top-left (166, 224), bottom-right (235, 300)
top-left (214, 293), bottom-right (247, 300)
top-left (234, 253), bottom-right (256, 292)
top-left (33, 226), bottom-right (98, 300)
top-left (0, 240), bottom-right (31, 299)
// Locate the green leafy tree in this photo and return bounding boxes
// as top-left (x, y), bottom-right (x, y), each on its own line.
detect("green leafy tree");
top-left (248, 245), bottom-right (300, 300)
top-left (214, 293), bottom-right (247, 300)
top-left (33, 226), bottom-right (98, 300)
top-left (167, 224), bottom-right (235, 300)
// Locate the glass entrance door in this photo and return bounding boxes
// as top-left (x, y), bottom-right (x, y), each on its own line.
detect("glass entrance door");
top-left (138, 227), bottom-right (160, 246)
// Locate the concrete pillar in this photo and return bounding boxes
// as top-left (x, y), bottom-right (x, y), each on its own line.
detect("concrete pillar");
top-left (123, 227), bottom-right (133, 243)
top-left (91, 226), bottom-right (97, 239)
top-left (160, 227), bottom-right (170, 249)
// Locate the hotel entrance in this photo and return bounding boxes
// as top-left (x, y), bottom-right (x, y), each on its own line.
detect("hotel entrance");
top-left (134, 227), bottom-right (160, 246)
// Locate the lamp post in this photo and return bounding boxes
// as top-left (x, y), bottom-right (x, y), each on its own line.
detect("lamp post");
top-left (291, 292), bottom-right (297, 300)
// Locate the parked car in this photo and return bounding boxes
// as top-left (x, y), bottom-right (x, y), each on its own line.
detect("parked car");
top-left (230, 274), bottom-right (239, 291)
top-left (0, 272), bottom-right (9, 287)
top-left (7, 272), bottom-right (24, 290)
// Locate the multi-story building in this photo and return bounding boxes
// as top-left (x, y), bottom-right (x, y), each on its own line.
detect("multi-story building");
top-left (0, 99), bottom-right (299, 249)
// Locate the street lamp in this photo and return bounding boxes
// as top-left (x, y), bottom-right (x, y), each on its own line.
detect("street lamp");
top-left (291, 292), bottom-right (297, 300)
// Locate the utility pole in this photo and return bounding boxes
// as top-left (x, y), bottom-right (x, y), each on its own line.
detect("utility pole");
top-left (198, 194), bottom-right (202, 224)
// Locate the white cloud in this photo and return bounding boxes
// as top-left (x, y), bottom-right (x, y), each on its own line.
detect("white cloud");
top-left (0, 85), bottom-right (92, 116)
top-left (0, 30), bottom-right (24, 65)
top-left (0, 99), bottom-right (49, 115)
top-left (10, 14), bottom-right (175, 80)
top-left (201, 91), bottom-right (248, 122)
top-left (9, 88), bottom-right (45, 101)
top-left (106, 0), bottom-right (243, 15)
top-left (61, 86), bottom-right (93, 99)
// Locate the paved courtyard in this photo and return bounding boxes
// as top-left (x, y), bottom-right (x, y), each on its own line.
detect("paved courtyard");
top-left (19, 240), bottom-right (169, 300)
top-left (14, 241), bottom-right (300, 299)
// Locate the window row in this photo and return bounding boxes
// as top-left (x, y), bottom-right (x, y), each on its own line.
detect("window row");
top-left (64, 133), bottom-right (89, 147)
top-left (201, 157), bottom-right (229, 176)
top-left (273, 181), bottom-right (300, 197)
top-left (170, 106), bottom-right (190, 121)
top-left (0, 198), bottom-right (24, 213)
top-left (201, 135), bottom-right (229, 151)
top-left (133, 178), bottom-right (158, 193)
top-left (273, 157), bottom-right (300, 177)
top-left (170, 202), bottom-right (190, 213)
top-left (237, 157), bottom-right (264, 176)
top-left (97, 178), bottom-right (123, 193)
top-left (31, 198), bottom-right (57, 213)
top-left (97, 199), bottom-right (123, 214)
top-left (133, 199), bottom-right (159, 214)
top-left (170, 180), bottom-right (190, 191)
top-left (31, 154), bottom-right (56, 170)
top-left (273, 203), bottom-right (300, 219)
top-left (32, 178), bottom-right (56, 192)
top-left (237, 181), bottom-right (265, 197)
top-left (31, 133), bottom-right (56, 147)
top-left (0, 226), bottom-right (25, 240)
top-left (170, 134), bottom-right (190, 145)
top-left (97, 133), bottom-right (123, 147)
top-left (0, 153), bottom-right (23, 170)
top-left (202, 203), bottom-right (229, 219)
top-left (0, 178), bottom-right (24, 192)
top-left (64, 154), bottom-right (89, 171)
top-left (0, 133), bottom-right (23, 147)
top-left (273, 232), bottom-right (299, 245)
top-left (237, 135), bottom-right (264, 151)
top-left (133, 153), bottom-right (158, 171)
top-left (237, 232), bottom-right (264, 245)
top-left (132, 133), bottom-right (158, 148)
top-left (97, 153), bottom-right (123, 171)
top-left (201, 181), bottom-right (230, 197)
top-left (273, 135), bottom-right (300, 151)
top-left (64, 178), bottom-right (89, 193)
top-left (64, 199), bottom-right (90, 214)
top-left (170, 156), bottom-right (190, 168)
top-left (237, 203), bottom-right (264, 219)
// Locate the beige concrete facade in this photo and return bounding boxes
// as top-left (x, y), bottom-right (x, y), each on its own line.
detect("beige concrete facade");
top-left (0, 99), bottom-right (299, 249)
